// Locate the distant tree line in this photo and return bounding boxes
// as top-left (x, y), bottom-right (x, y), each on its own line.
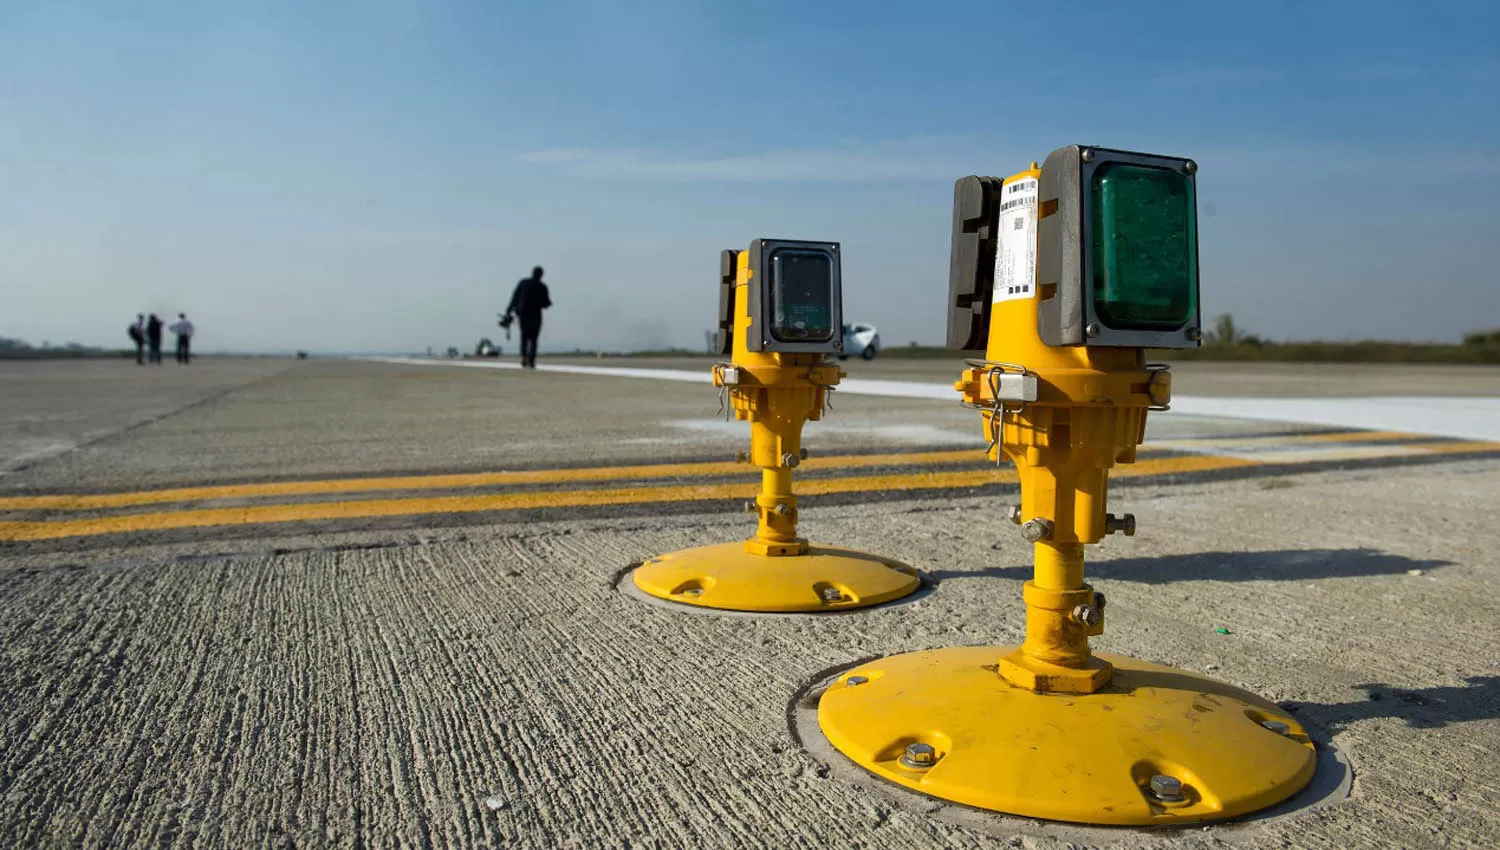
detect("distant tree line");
top-left (0, 337), bottom-right (114, 359)
top-left (1166, 315), bottom-right (1500, 364)
top-left (867, 314), bottom-right (1500, 364)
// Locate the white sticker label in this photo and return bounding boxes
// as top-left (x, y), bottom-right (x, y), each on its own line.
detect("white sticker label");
top-left (992, 177), bottom-right (1038, 303)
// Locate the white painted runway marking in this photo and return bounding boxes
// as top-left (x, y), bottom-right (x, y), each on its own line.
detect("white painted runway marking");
top-left (665, 418), bottom-right (976, 446)
top-left (365, 357), bottom-right (1500, 442)
top-left (364, 356), bottom-right (947, 397)
top-left (1165, 396), bottom-right (1500, 443)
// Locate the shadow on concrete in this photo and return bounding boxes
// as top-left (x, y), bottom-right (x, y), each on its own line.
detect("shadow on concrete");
top-left (930, 548), bottom-right (1451, 585)
top-left (1288, 676), bottom-right (1500, 733)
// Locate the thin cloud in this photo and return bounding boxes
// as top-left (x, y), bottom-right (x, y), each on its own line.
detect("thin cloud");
top-left (520, 140), bottom-right (982, 182)
top-left (1151, 67), bottom-right (1289, 88)
top-left (1155, 63), bottom-right (1439, 88)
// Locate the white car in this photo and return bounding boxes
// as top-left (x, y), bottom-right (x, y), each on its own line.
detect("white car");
top-left (840, 323), bottom-right (881, 361)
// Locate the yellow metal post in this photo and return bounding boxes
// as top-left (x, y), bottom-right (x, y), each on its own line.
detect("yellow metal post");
top-left (951, 166), bottom-right (1154, 690)
top-left (723, 249), bottom-right (839, 557)
top-left (632, 244), bottom-right (920, 612)
top-left (818, 159), bottom-right (1318, 825)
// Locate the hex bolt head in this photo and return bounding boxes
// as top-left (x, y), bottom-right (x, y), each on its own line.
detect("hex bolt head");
top-left (1086, 322), bottom-right (1103, 338)
top-left (1093, 591), bottom-right (1106, 611)
top-left (899, 742), bottom-right (939, 769)
top-left (773, 503), bottom-right (792, 517)
top-left (1183, 159), bottom-right (1198, 175)
top-left (1071, 604), bottom-right (1100, 627)
top-left (1080, 148), bottom-right (1095, 163)
top-left (1020, 518), bottom-right (1054, 543)
top-left (1262, 720), bottom-right (1291, 735)
top-left (1008, 505), bottom-right (1023, 525)
top-left (819, 586), bottom-right (842, 602)
top-left (744, 500), bottom-right (757, 513)
top-left (1148, 774), bottom-right (1185, 802)
top-left (782, 452), bottom-right (800, 468)
top-left (845, 675), bottom-right (868, 687)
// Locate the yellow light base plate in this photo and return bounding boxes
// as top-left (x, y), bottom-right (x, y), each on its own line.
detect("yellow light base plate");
top-left (632, 541), bottom-right (921, 613)
top-left (817, 646), bottom-right (1317, 826)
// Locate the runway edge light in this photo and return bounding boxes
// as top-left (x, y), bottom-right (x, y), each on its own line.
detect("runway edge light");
top-left (819, 148), bottom-right (1318, 826)
top-left (632, 239), bottom-right (921, 613)
top-left (1038, 145), bottom-right (1202, 348)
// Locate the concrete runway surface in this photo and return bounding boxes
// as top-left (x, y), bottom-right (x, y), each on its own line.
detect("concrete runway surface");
top-left (1, 356), bottom-right (1498, 849)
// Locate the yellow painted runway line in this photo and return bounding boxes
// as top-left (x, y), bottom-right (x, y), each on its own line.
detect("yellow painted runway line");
top-left (1152, 430), bottom-right (1425, 452)
top-left (0, 447), bottom-right (993, 512)
top-left (1154, 438), bottom-right (1500, 464)
top-left (1255, 429), bottom-right (1426, 443)
top-left (0, 429), bottom-right (1412, 513)
top-left (0, 455), bottom-right (1253, 542)
top-left (1412, 440), bottom-right (1500, 455)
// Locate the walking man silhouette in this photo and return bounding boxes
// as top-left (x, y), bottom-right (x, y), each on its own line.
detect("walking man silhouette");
top-left (504, 266), bottom-right (552, 369)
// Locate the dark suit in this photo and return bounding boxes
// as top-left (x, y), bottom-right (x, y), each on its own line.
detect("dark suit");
top-left (506, 277), bottom-right (552, 368)
top-left (146, 317), bottom-right (164, 365)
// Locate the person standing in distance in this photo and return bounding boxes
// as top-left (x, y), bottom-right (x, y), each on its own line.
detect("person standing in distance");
top-left (128, 314), bottom-right (147, 365)
top-left (169, 313), bottom-right (195, 364)
top-left (146, 314), bottom-right (165, 365)
top-left (504, 266), bottom-right (552, 369)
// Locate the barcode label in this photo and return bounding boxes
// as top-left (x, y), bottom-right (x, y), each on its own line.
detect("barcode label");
top-left (993, 178), bottom-right (1038, 304)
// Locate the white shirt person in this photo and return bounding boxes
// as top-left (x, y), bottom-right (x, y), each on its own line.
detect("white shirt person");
top-left (169, 314), bottom-right (195, 364)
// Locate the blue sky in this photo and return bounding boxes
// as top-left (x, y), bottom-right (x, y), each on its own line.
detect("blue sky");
top-left (2, 0), bottom-right (1497, 353)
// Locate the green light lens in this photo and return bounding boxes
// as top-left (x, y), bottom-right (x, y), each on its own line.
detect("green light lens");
top-left (769, 249), bottom-right (835, 342)
top-left (1090, 163), bottom-right (1197, 331)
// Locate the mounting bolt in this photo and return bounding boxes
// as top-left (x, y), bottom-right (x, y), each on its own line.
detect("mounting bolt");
top-left (782, 452), bottom-right (800, 468)
top-left (1148, 774), bottom-right (1185, 803)
top-left (1086, 322), bottom-right (1102, 338)
top-left (845, 675), bottom-right (868, 686)
top-left (1094, 591), bottom-right (1106, 611)
top-left (1080, 148), bottom-right (1095, 164)
top-left (799, 447), bottom-right (809, 460)
top-left (1186, 327), bottom-right (1202, 341)
top-left (1020, 518), bottom-right (1054, 543)
top-left (899, 742), bottom-right (940, 770)
top-left (1262, 720), bottom-right (1291, 735)
top-left (743, 501), bottom-right (757, 513)
top-left (1105, 513), bottom-right (1137, 536)
top-left (773, 503), bottom-right (792, 517)
top-left (819, 586), bottom-right (842, 603)
top-left (1008, 505), bottom-right (1023, 525)
top-left (1071, 604), bottom-right (1100, 627)
top-left (1183, 159), bottom-right (1198, 175)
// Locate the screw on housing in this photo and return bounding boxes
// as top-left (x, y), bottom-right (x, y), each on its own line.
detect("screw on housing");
top-left (1149, 775), bottom-right (1185, 803)
top-left (1020, 518), bottom-right (1054, 543)
top-left (899, 743), bottom-right (940, 770)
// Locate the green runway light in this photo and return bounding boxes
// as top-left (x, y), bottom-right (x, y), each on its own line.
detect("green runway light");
top-left (770, 249), bottom-right (835, 342)
top-left (1090, 163), bottom-right (1197, 331)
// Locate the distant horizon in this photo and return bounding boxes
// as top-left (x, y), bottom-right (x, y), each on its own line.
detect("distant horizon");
top-left (2, 3), bottom-right (1497, 353)
top-left (4, 326), bottom-right (1497, 360)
